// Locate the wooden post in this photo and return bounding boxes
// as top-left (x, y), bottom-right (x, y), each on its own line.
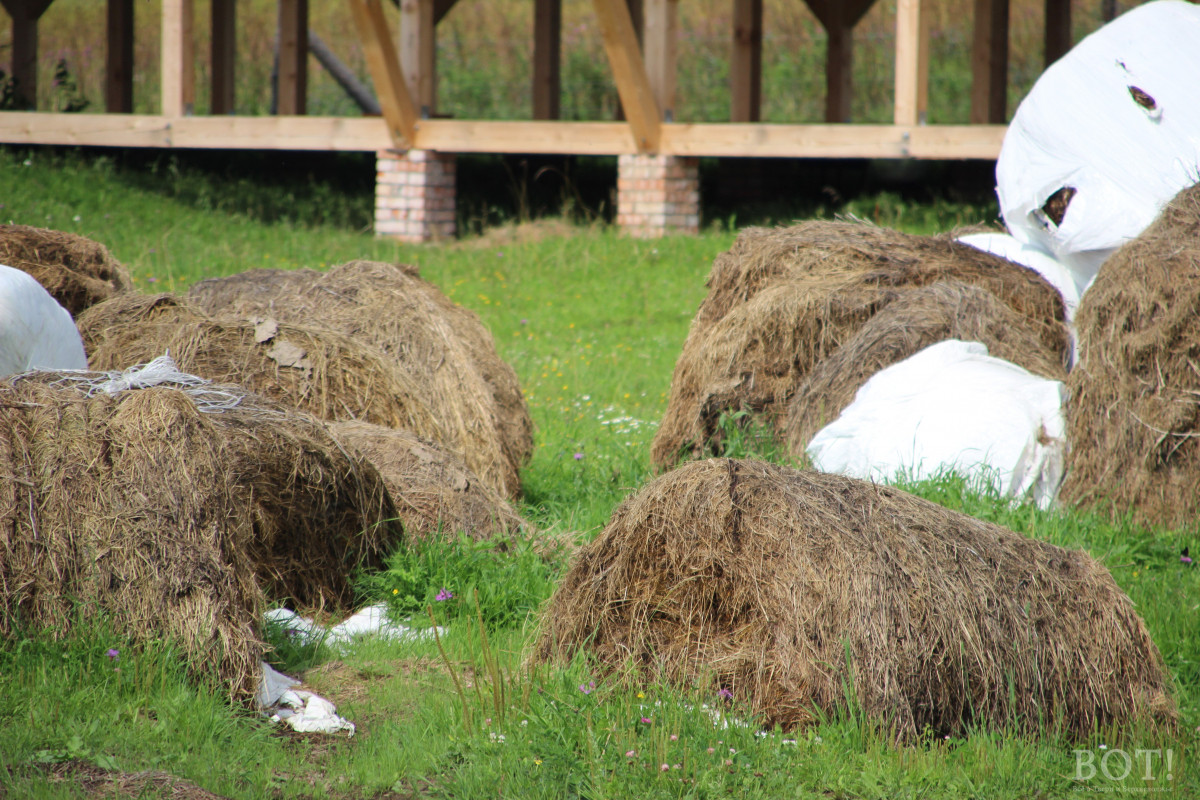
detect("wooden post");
top-left (161, 0), bottom-right (195, 117)
top-left (348, 0), bottom-right (420, 147)
top-left (1044, 0), bottom-right (1071, 69)
top-left (643, 0), bottom-right (677, 121)
top-left (970, 0), bottom-right (1008, 124)
top-left (211, 0), bottom-right (235, 114)
top-left (400, 0), bottom-right (436, 117)
top-left (893, 0), bottom-right (928, 126)
top-left (1, 0), bottom-right (54, 109)
top-left (593, 0), bottom-right (661, 152)
top-left (105, 0), bottom-right (134, 112)
top-left (533, 0), bottom-right (561, 119)
top-left (806, 0), bottom-right (876, 124)
top-left (730, 0), bottom-right (762, 123)
top-left (277, 0), bottom-right (307, 115)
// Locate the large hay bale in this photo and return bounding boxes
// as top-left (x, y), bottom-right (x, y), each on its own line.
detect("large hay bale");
top-left (0, 370), bottom-right (400, 701)
top-left (327, 420), bottom-right (529, 542)
top-left (651, 222), bottom-right (1071, 469)
top-left (188, 260), bottom-right (531, 499)
top-left (785, 280), bottom-right (1069, 450)
top-left (77, 293), bottom-right (445, 442)
top-left (533, 459), bottom-right (1173, 737)
top-left (1061, 182), bottom-right (1200, 528)
top-left (0, 224), bottom-right (132, 316)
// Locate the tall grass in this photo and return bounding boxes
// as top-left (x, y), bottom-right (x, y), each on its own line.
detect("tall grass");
top-left (4, 0), bottom-right (1138, 121)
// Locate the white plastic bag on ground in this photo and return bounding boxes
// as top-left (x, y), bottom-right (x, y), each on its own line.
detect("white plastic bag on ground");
top-left (806, 340), bottom-right (1066, 508)
top-left (264, 603), bottom-right (442, 652)
top-left (995, 0), bottom-right (1200, 297)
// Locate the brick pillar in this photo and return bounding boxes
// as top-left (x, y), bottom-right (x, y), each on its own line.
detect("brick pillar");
top-left (375, 149), bottom-right (457, 243)
top-left (616, 154), bottom-right (700, 238)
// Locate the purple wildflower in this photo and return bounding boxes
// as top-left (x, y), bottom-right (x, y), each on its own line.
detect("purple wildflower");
top-left (625, 749), bottom-right (637, 758)
top-left (640, 716), bottom-right (652, 724)
top-left (435, 588), bottom-right (454, 602)
top-left (105, 648), bottom-right (119, 660)
top-left (1182, 555), bottom-right (1194, 564)
top-left (717, 688), bottom-right (734, 700)
top-left (573, 452), bottom-right (584, 460)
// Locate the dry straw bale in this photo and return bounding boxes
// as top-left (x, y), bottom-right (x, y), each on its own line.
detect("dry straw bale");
top-left (650, 221), bottom-right (1071, 469)
top-left (1062, 182), bottom-right (1200, 529)
top-left (0, 224), bottom-right (132, 316)
top-left (785, 279), bottom-right (1069, 450)
top-left (533, 459), bottom-right (1173, 738)
top-left (0, 372), bottom-right (399, 702)
top-left (328, 420), bottom-right (529, 543)
top-left (189, 260), bottom-right (532, 499)
top-left (78, 292), bottom-right (445, 442)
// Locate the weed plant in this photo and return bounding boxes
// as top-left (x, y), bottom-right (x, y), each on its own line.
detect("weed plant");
top-left (0, 147), bottom-right (1196, 797)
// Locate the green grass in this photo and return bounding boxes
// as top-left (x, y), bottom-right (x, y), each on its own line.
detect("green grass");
top-left (0, 145), bottom-right (1197, 798)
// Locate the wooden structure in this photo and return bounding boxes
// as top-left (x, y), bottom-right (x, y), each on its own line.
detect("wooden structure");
top-left (0, 0), bottom-right (1078, 239)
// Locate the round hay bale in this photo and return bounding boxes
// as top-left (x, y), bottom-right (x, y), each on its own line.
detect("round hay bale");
top-left (785, 280), bottom-right (1069, 450)
top-left (0, 370), bottom-right (400, 702)
top-left (187, 260), bottom-right (532, 499)
top-left (532, 459), bottom-right (1173, 737)
top-left (1061, 182), bottom-right (1200, 528)
top-left (77, 292), bottom-right (445, 442)
top-left (327, 420), bottom-right (529, 543)
top-left (0, 224), bottom-right (132, 316)
top-left (650, 221), bottom-right (1071, 469)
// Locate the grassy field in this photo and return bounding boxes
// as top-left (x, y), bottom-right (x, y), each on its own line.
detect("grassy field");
top-left (0, 145), bottom-right (1197, 799)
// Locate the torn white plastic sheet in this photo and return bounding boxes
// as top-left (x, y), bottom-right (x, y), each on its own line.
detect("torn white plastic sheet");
top-left (0, 263), bottom-right (87, 376)
top-left (256, 661), bottom-right (355, 735)
top-left (995, 0), bottom-right (1200, 297)
top-left (806, 340), bottom-right (1066, 508)
top-left (264, 603), bottom-right (442, 651)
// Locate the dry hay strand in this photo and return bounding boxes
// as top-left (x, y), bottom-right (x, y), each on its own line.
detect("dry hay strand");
top-left (0, 224), bottom-right (132, 316)
top-left (650, 221), bottom-right (1070, 469)
top-left (327, 420), bottom-right (529, 543)
top-left (189, 261), bottom-right (531, 499)
top-left (1061, 182), bottom-right (1200, 529)
top-left (77, 292), bottom-right (445, 441)
top-left (40, 759), bottom-right (229, 799)
top-left (532, 459), bottom-right (1173, 738)
top-left (0, 372), bottom-right (399, 702)
top-left (785, 280), bottom-right (1069, 450)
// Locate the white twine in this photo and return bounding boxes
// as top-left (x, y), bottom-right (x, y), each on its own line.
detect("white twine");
top-left (48, 353), bottom-right (246, 413)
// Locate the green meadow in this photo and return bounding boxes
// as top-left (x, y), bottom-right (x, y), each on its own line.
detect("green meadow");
top-left (0, 145), bottom-right (1196, 798)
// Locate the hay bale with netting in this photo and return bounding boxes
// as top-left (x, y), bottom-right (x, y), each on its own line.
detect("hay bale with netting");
top-left (785, 280), bottom-right (1069, 450)
top-left (188, 260), bottom-right (531, 498)
top-left (77, 292), bottom-right (446, 442)
top-left (0, 224), bottom-right (132, 316)
top-left (328, 420), bottom-right (529, 543)
top-left (533, 459), bottom-right (1173, 738)
top-left (650, 221), bottom-right (1071, 469)
top-left (0, 368), bottom-right (400, 702)
top-left (1062, 182), bottom-right (1200, 529)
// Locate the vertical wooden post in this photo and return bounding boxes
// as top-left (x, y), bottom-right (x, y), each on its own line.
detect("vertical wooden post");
top-left (210, 0), bottom-right (235, 114)
top-left (277, 0), bottom-right (307, 115)
top-left (643, 0), bottom-right (676, 121)
top-left (893, 0), bottom-right (928, 126)
top-left (105, 0), bottom-right (134, 112)
top-left (1044, 0), bottom-right (1071, 69)
top-left (970, 0), bottom-right (1008, 124)
top-left (2, 0), bottom-right (53, 109)
top-left (533, 0), bottom-right (561, 119)
top-left (400, 0), bottom-right (436, 116)
top-left (807, 1), bottom-right (875, 123)
top-left (161, 0), bottom-right (195, 117)
top-left (730, 0), bottom-right (762, 123)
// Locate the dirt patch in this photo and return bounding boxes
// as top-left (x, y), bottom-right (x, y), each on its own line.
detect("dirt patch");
top-left (532, 459), bottom-right (1174, 738)
top-left (40, 759), bottom-right (229, 799)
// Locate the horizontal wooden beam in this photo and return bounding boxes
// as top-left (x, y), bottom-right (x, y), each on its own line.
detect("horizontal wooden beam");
top-left (0, 112), bottom-right (1007, 159)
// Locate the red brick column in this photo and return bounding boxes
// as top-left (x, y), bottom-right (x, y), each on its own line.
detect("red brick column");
top-left (616, 154), bottom-right (700, 238)
top-left (375, 149), bottom-right (456, 242)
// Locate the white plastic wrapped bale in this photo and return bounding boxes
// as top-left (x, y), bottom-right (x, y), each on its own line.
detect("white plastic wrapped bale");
top-left (995, 0), bottom-right (1200, 298)
top-left (806, 340), bottom-right (1066, 508)
top-left (0, 263), bottom-right (87, 375)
